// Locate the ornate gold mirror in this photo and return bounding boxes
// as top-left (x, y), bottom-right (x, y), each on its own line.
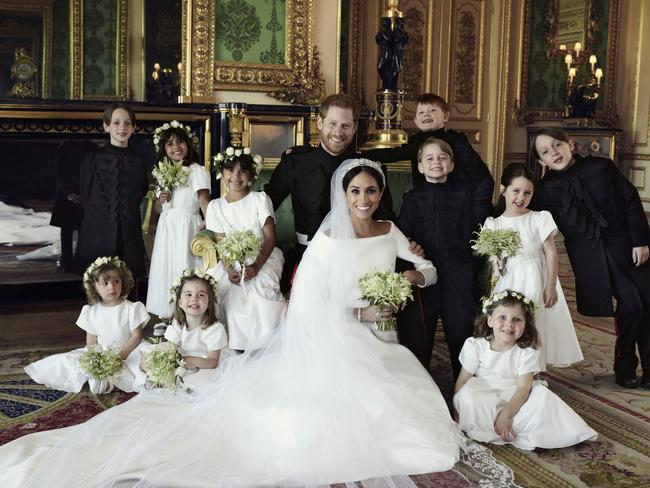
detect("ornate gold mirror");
top-left (514, 0), bottom-right (619, 126)
top-left (547, 0), bottom-right (597, 60)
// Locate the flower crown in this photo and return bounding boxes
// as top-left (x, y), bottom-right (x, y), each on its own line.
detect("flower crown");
top-left (169, 268), bottom-right (220, 304)
top-left (213, 146), bottom-right (264, 180)
top-left (83, 256), bottom-right (125, 294)
top-left (153, 120), bottom-right (199, 152)
top-left (481, 290), bottom-right (537, 314)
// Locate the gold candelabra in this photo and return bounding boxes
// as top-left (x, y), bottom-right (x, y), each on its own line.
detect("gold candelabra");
top-left (561, 42), bottom-right (603, 118)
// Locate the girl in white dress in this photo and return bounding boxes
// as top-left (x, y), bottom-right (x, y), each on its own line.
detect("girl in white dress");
top-left (146, 121), bottom-right (211, 319)
top-left (206, 147), bottom-right (286, 350)
top-left (25, 256), bottom-right (150, 394)
top-left (0, 159), bottom-right (466, 488)
top-left (454, 290), bottom-right (597, 450)
top-left (483, 163), bottom-right (583, 370)
top-left (148, 269), bottom-right (229, 393)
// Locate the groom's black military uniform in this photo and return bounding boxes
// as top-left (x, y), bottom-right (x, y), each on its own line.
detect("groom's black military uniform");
top-left (265, 144), bottom-right (394, 289)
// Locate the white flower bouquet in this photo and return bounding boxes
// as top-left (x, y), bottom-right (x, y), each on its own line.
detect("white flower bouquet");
top-left (216, 229), bottom-right (262, 274)
top-left (142, 341), bottom-right (186, 391)
top-left (147, 157), bottom-right (189, 207)
top-left (358, 270), bottom-right (414, 331)
top-left (78, 345), bottom-right (123, 381)
top-left (470, 226), bottom-right (522, 291)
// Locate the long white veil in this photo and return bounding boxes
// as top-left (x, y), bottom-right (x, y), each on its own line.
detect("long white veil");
top-left (3, 159), bottom-right (464, 488)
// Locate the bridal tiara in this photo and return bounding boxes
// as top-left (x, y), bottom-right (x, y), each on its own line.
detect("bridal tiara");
top-left (341, 158), bottom-right (386, 186)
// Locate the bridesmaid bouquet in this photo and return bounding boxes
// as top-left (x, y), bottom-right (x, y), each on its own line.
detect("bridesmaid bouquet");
top-left (147, 157), bottom-right (189, 208)
top-left (358, 270), bottom-right (413, 331)
top-left (78, 345), bottom-right (123, 381)
top-left (470, 226), bottom-right (522, 291)
top-left (142, 341), bottom-right (187, 391)
top-left (216, 230), bottom-right (262, 289)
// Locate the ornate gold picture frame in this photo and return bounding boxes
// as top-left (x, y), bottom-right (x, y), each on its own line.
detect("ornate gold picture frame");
top-left (181, 0), bottom-right (317, 101)
top-left (514, 0), bottom-right (620, 125)
top-left (0, 0), bottom-right (53, 98)
top-left (69, 0), bottom-right (128, 100)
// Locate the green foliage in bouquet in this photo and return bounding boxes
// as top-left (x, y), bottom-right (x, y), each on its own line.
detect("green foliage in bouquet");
top-left (216, 229), bottom-right (262, 268)
top-left (143, 341), bottom-right (185, 390)
top-left (147, 158), bottom-right (189, 200)
top-left (470, 226), bottom-right (522, 258)
top-left (358, 270), bottom-right (413, 331)
top-left (78, 345), bottom-right (123, 380)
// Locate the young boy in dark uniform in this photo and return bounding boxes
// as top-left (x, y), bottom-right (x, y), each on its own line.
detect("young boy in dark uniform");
top-left (531, 127), bottom-right (650, 389)
top-left (396, 137), bottom-right (480, 379)
top-left (74, 104), bottom-right (149, 278)
top-left (364, 93), bottom-right (494, 225)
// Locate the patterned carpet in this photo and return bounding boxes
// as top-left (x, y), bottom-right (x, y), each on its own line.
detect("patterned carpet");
top-left (0, 242), bottom-right (649, 487)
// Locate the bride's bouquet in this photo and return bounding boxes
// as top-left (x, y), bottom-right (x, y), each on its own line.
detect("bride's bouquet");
top-left (216, 229), bottom-right (262, 289)
top-left (358, 270), bottom-right (413, 331)
top-left (147, 157), bottom-right (189, 208)
top-left (470, 226), bottom-right (522, 292)
top-left (142, 341), bottom-right (186, 391)
top-left (78, 345), bottom-right (123, 383)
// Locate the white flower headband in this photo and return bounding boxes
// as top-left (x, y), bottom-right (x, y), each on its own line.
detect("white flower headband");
top-left (481, 290), bottom-right (537, 314)
top-left (83, 256), bottom-right (125, 294)
top-left (212, 146), bottom-right (264, 180)
top-left (169, 268), bottom-right (220, 304)
top-left (153, 120), bottom-right (199, 152)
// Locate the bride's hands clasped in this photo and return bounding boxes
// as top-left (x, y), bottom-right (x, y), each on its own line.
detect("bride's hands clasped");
top-left (358, 305), bottom-right (394, 322)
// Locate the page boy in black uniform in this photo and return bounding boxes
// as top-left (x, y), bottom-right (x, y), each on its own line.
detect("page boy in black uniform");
top-left (531, 127), bottom-right (650, 389)
top-left (364, 93), bottom-right (494, 226)
top-left (396, 137), bottom-right (480, 379)
top-left (74, 104), bottom-right (149, 278)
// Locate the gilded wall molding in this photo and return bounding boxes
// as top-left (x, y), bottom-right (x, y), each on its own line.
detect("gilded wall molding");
top-left (503, 152), bottom-right (529, 162)
top-left (621, 153), bottom-right (650, 160)
top-left (182, 0), bottom-right (215, 100)
top-left (0, 0), bottom-right (53, 98)
top-left (116, 0), bottom-right (128, 99)
top-left (492, 0), bottom-right (513, 196)
top-left (206, 0), bottom-right (322, 100)
top-left (70, 0), bottom-right (82, 99)
top-left (450, 0), bottom-right (485, 121)
top-left (400, 0), bottom-right (434, 98)
top-left (340, 0), bottom-right (364, 103)
top-left (514, 0), bottom-right (620, 126)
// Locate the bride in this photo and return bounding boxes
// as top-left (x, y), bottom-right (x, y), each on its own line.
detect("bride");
top-left (0, 158), bottom-right (463, 487)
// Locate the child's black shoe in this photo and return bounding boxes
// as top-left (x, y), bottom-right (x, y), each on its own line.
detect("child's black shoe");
top-left (614, 373), bottom-right (638, 389)
top-left (639, 374), bottom-right (650, 389)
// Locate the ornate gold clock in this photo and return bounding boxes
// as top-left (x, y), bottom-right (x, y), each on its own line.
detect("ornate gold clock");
top-left (10, 48), bottom-right (38, 98)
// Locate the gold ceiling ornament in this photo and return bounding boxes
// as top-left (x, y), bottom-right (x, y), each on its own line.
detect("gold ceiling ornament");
top-left (268, 45), bottom-right (325, 105)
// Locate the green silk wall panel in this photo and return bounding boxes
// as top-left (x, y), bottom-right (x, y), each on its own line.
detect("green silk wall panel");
top-left (51, 0), bottom-right (69, 99)
top-left (215, 0), bottom-right (286, 64)
top-left (83, 0), bottom-right (117, 97)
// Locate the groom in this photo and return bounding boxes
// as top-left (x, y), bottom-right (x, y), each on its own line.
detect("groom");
top-left (265, 94), bottom-right (394, 288)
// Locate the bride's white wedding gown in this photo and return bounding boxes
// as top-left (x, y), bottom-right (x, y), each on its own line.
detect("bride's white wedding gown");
top-left (0, 223), bottom-right (463, 488)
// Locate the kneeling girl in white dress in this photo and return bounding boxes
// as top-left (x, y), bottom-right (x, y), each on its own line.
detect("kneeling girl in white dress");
top-left (206, 147), bottom-right (287, 350)
top-left (453, 290), bottom-right (597, 450)
top-left (25, 256), bottom-right (150, 393)
top-left (143, 269), bottom-right (229, 393)
top-left (483, 162), bottom-right (583, 370)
